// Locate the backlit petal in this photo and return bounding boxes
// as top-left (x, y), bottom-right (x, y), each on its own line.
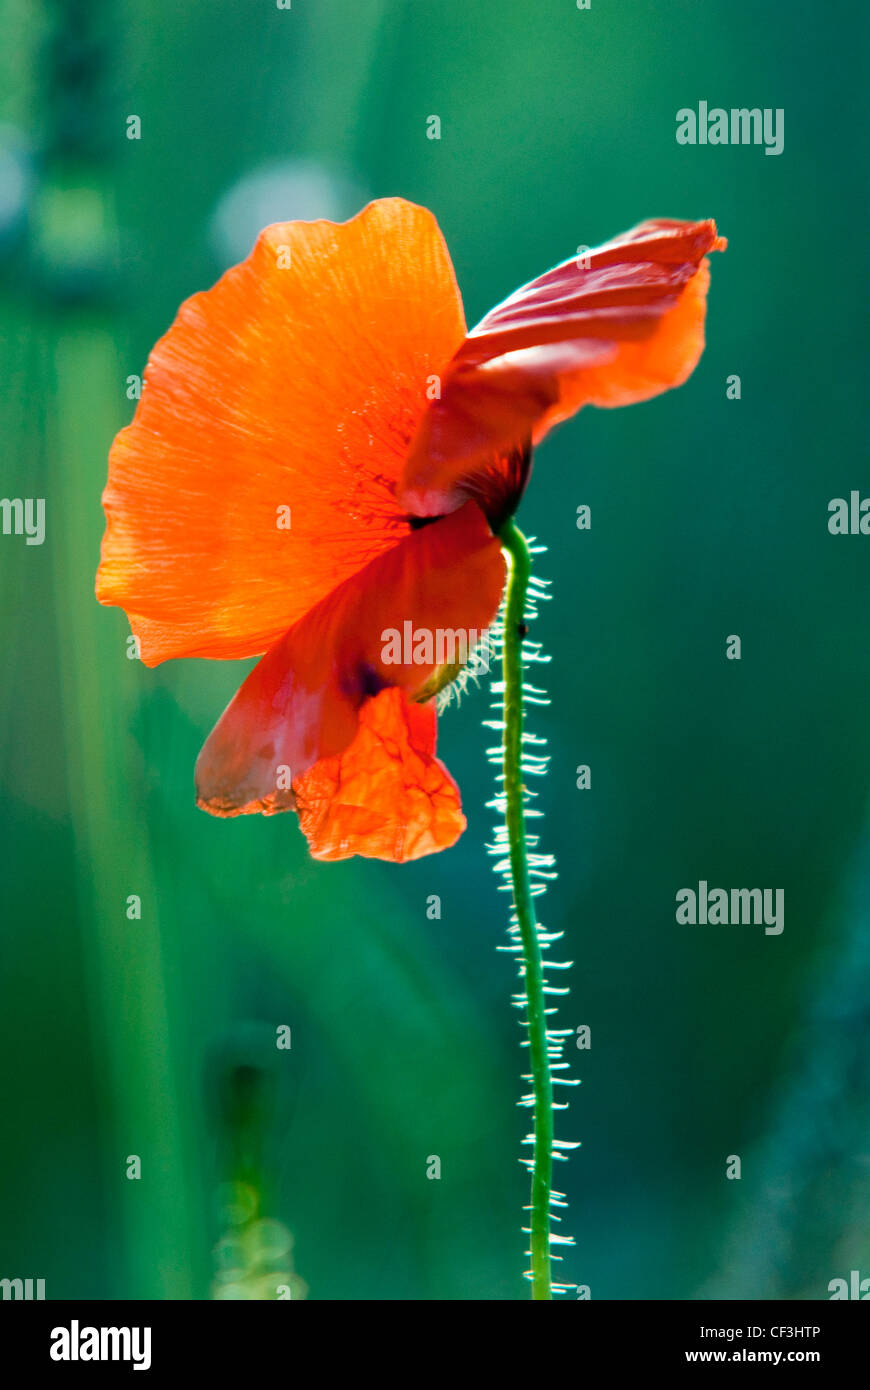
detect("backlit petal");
top-left (97, 198), bottom-right (466, 663)
top-left (400, 218), bottom-right (725, 517)
top-left (194, 501), bottom-right (504, 837)
top-left (293, 688), bottom-right (464, 862)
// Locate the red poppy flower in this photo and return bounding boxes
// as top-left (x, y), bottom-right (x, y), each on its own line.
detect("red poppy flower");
top-left (96, 199), bottom-right (724, 862)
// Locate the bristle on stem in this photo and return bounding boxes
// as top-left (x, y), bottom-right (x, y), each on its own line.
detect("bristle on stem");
top-left (493, 519), bottom-right (577, 1299)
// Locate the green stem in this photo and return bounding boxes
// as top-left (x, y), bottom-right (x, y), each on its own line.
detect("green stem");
top-left (499, 518), bottom-right (553, 1300)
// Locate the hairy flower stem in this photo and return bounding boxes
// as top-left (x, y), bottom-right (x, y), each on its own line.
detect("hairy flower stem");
top-left (499, 518), bottom-right (553, 1300)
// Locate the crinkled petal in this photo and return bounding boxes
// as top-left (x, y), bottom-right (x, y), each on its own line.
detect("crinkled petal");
top-left (400, 218), bottom-right (725, 517)
top-left (97, 198), bottom-right (466, 663)
top-left (194, 501), bottom-right (504, 841)
top-left (293, 688), bottom-right (464, 862)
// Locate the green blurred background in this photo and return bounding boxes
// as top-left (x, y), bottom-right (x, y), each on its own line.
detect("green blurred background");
top-left (1, 0), bottom-right (867, 1300)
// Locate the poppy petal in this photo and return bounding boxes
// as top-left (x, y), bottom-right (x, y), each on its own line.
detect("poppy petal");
top-left (400, 218), bottom-right (725, 517)
top-left (293, 687), bottom-right (464, 862)
top-left (97, 198), bottom-right (467, 664)
top-left (194, 501), bottom-right (504, 836)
